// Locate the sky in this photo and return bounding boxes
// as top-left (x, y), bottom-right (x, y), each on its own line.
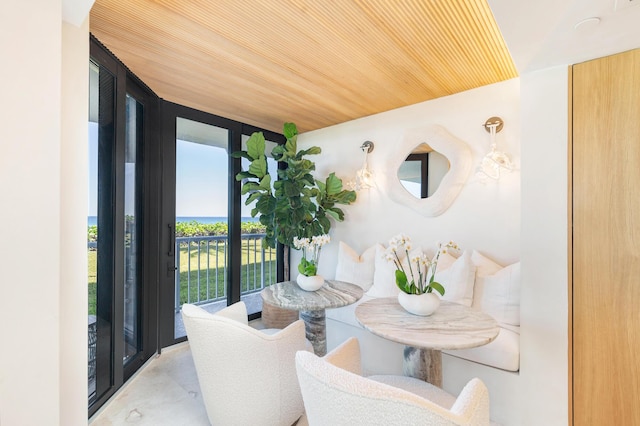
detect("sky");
top-left (89, 122), bottom-right (273, 218)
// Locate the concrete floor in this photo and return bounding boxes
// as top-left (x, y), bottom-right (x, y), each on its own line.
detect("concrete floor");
top-left (89, 342), bottom-right (210, 425)
top-left (91, 294), bottom-right (267, 425)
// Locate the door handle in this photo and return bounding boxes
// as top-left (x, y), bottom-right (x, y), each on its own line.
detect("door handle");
top-left (168, 223), bottom-right (175, 256)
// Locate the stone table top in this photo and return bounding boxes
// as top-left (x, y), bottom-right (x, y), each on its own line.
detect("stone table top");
top-left (355, 298), bottom-right (499, 350)
top-left (261, 279), bottom-right (364, 312)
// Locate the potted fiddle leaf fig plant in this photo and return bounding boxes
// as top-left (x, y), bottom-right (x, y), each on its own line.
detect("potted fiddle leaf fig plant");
top-left (232, 122), bottom-right (356, 281)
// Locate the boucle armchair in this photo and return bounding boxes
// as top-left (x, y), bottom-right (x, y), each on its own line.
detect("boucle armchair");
top-left (182, 302), bottom-right (309, 426)
top-left (295, 337), bottom-right (491, 426)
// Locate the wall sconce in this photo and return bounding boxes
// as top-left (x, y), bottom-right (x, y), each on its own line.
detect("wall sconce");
top-left (477, 117), bottom-right (512, 180)
top-left (346, 141), bottom-right (375, 191)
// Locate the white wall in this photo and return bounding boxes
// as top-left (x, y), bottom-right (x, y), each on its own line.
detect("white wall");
top-left (298, 78), bottom-right (521, 275)
top-left (0, 2), bottom-right (89, 424)
top-left (296, 72), bottom-right (570, 425)
top-left (60, 18), bottom-right (90, 426)
top-left (519, 66), bottom-right (570, 425)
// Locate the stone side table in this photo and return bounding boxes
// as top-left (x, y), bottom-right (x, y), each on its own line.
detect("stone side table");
top-left (355, 297), bottom-right (499, 387)
top-left (261, 279), bottom-right (363, 356)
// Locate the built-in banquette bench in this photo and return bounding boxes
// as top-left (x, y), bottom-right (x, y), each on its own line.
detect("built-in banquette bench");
top-left (325, 242), bottom-right (521, 373)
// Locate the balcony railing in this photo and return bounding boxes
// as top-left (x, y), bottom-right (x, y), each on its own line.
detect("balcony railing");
top-left (174, 233), bottom-right (276, 312)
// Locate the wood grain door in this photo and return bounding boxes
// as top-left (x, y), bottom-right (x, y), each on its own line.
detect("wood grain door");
top-left (572, 49), bottom-right (640, 425)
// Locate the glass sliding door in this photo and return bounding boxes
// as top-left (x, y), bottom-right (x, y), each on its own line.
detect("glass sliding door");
top-left (88, 58), bottom-right (115, 407)
top-left (159, 105), bottom-right (286, 347)
top-left (88, 36), bottom-right (159, 417)
top-left (173, 117), bottom-right (230, 340)
top-left (123, 94), bottom-right (143, 363)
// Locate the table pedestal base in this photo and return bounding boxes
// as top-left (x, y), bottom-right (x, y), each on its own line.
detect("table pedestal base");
top-left (403, 346), bottom-right (442, 387)
top-left (300, 310), bottom-right (326, 356)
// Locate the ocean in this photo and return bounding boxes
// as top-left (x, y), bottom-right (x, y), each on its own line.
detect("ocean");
top-left (87, 216), bottom-right (257, 226)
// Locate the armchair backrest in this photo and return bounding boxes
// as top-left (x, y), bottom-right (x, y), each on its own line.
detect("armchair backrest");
top-left (182, 303), bottom-right (308, 426)
top-left (295, 337), bottom-right (490, 426)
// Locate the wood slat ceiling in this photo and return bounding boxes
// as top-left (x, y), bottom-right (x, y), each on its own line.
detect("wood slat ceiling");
top-left (90, 0), bottom-right (517, 134)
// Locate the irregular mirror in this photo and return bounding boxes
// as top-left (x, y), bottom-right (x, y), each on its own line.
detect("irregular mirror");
top-left (397, 143), bottom-right (450, 199)
top-left (382, 125), bottom-right (472, 217)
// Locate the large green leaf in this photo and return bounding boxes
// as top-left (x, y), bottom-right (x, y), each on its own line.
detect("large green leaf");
top-left (283, 181), bottom-right (299, 197)
top-left (297, 146), bottom-right (322, 158)
top-left (246, 132), bottom-right (266, 160)
top-left (259, 174), bottom-right (271, 191)
top-left (325, 172), bottom-right (343, 195)
top-left (235, 171), bottom-right (254, 181)
top-left (248, 156), bottom-right (267, 178)
top-left (240, 182), bottom-right (261, 195)
top-left (325, 208), bottom-right (344, 221)
top-left (395, 270), bottom-right (410, 293)
top-left (244, 192), bottom-right (262, 205)
top-left (430, 281), bottom-right (446, 296)
top-left (284, 136), bottom-right (297, 156)
top-left (271, 144), bottom-right (285, 160)
top-left (336, 190), bottom-right (357, 204)
top-left (283, 122), bottom-right (298, 139)
top-left (230, 151), bottom-right (252, 160)
top-left (256, 195), bottom-right (276, 214)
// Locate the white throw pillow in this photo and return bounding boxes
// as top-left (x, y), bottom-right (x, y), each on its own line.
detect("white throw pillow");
top-left (366, 245), bottom-right (425, 298)
top-left (367, 245), bottom-right (401, 298)
top-left (480, 262), bottom-right (521, 326)
top-left (471, 250), bottom-right (520, 326)
top-left (435, 250), bottom-right (476, 306)
top-left (470, 250), bottom-right (504, 307)
top-left (334, 242), bottom-right (379, 291)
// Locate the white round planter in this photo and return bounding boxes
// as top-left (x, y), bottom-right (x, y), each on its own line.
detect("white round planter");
top-left (296, 274), bottom-right (325, 291)
top-left (397, 291), bottom-right (440, 316)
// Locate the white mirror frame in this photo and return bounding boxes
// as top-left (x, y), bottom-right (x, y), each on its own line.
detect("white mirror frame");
top-left (382, 125), bottom-right (472, 217)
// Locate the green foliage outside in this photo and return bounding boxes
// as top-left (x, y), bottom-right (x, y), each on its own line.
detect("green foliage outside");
top-left (176, 240), bottom-right (276, 306)
top-left (87, 221), bottom-right (267, 242)
top-left (87, 221), bottom-right (274, 316)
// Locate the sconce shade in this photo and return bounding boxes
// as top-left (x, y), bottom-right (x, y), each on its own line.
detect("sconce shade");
top-left (478, 117), bottom-right (511, 180)
top-left (354, 166), bottom-right (374, 190)
top-left (347, 141), bottom-right (375, 191)
top-left (480, 149), bottom-right (512, 180)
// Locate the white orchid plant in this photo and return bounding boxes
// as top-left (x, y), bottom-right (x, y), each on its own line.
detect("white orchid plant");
top-left (384, 234), bottom-right (459, 295)
top-left (293, 234), bottom-right (331, 277)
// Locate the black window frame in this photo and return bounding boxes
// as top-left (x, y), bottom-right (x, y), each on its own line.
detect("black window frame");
top-left (158, 103), bottom-right (286, 348)
top-left (89, 35), bottom-right (160, 417)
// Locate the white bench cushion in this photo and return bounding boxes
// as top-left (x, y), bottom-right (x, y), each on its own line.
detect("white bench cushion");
top-left (327, 297), bottom-right (520, 372)
top-left (330, 242), bottom-right (521, 372)
top-left (326, 295), bottom-right (370, 328)
top-left (444, 326), bottom-right (520, 372)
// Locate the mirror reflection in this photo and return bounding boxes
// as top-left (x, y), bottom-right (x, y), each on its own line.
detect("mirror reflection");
top-left (397, 143), bottom-right (450, 199)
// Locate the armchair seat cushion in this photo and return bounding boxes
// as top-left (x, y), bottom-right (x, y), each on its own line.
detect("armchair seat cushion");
top-left (296, 337), bottom-right (492, 426)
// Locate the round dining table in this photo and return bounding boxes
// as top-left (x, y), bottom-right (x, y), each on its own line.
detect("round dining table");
top-left (261, 279), bottom-right (363, 356)
top-left (355, 297), bottom-right (499, 387)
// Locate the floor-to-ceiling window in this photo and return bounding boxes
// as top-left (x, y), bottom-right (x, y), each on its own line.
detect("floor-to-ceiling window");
top-left (158, 104), bottom-right (285, 347)
top-left (89, 35), bottom-right (286, 414)
top-left (88, 36), bottom-right (160, 416)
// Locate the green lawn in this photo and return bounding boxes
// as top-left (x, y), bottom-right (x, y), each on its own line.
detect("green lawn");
top-left (88, 240), bottom-right (276, 315)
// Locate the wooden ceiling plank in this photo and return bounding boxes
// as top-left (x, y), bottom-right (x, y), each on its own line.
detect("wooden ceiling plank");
top-left (90, 0), bottom-right (517, 132)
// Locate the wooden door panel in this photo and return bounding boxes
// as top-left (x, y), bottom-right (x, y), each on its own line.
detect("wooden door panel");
top-left (573, 49), bottom-right (640, 425)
